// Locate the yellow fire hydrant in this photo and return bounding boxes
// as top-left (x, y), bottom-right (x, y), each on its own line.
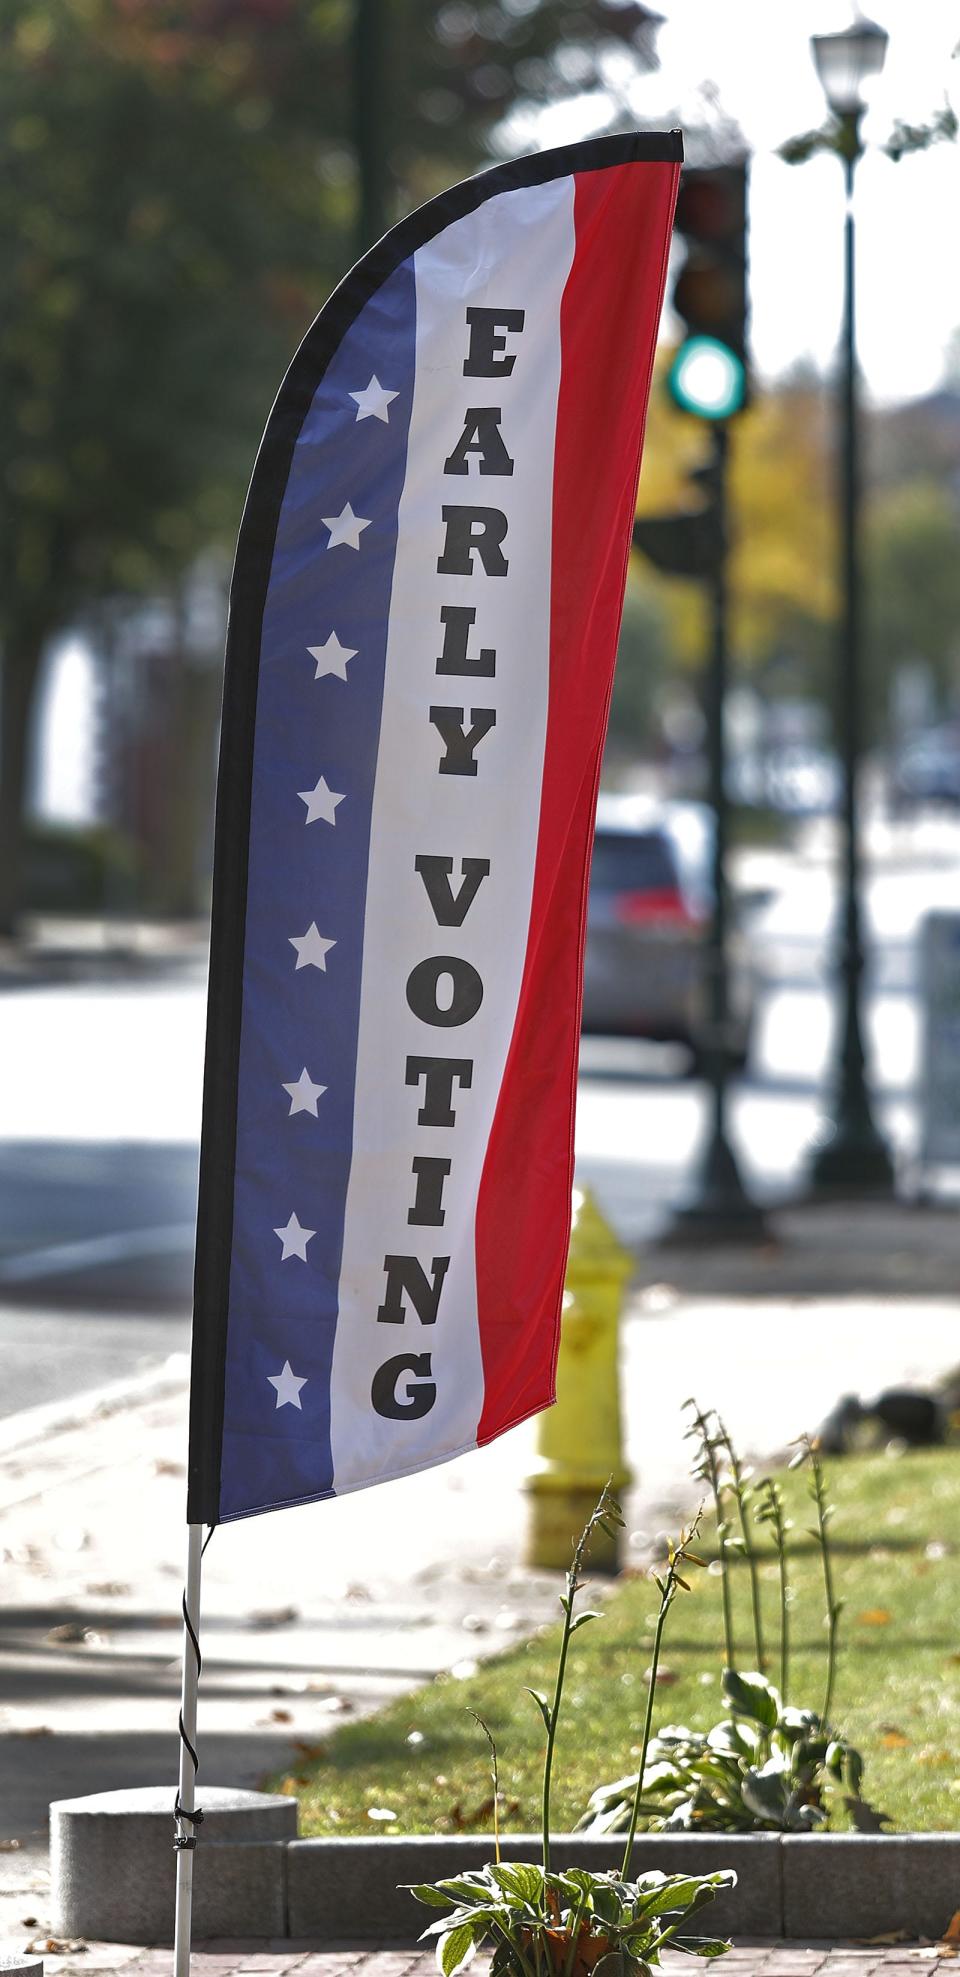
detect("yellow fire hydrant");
top-left (525, 1185), bottom-right (633, 1574)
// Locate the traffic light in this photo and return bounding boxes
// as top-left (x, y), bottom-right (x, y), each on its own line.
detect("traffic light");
top-left (632, 454), bottom-right (725, 579)
top-left (670, 162), bottom-right (750, 412)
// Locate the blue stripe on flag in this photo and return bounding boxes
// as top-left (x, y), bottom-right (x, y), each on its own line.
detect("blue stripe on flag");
top-left (219, 259), bottom-right (417, 1519)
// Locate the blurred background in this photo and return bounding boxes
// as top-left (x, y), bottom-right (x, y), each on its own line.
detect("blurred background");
top-left (1, 0), bottom-right (959, 1411)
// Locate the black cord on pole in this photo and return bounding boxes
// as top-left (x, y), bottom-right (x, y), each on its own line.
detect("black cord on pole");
top-left (173, 1527), bottom-right (215, 1852)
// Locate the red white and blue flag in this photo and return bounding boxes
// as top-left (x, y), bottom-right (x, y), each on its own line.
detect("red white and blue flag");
top-left (187, 132), bottom-right (681, 1525)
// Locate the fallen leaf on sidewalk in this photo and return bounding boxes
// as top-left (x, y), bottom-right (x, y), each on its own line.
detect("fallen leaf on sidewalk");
top-left (856, 1930), bottom-right (910, 1945)
top-left (0, 1839), bottom-right (21, 1851)
top-left (27, 1939), bottom-right (88, 1955)
top-left (12, 1725), bottom-right (53, 1739)
top-left (942, 1911), bottom-right (960, 1943)
top-left (248, 1605), bottom-right (299, 1629)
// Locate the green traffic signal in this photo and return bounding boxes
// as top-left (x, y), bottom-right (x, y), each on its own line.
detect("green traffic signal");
top-left (667, 336), bottom-right (746, 420)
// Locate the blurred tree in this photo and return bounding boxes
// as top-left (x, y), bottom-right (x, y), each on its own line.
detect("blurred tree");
top-left (605, 574), bottom-right (673, 763)
top-left (0, 0), bottom-right (662, 931)
top-left (866, 479), bottom-right (960, 720)
top-left (633, 362), bottom-right (837, 689)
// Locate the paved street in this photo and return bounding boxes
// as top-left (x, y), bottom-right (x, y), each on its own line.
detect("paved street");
top-left (2, 817), bottom-right (960, 1411)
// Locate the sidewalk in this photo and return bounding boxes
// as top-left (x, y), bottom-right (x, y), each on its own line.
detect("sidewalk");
top-left (1, 1216), bottom-right (958, 1961)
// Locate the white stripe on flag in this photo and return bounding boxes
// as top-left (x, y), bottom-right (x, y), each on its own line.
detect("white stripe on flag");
top-left (329, 175), bottom-right (576, 1492)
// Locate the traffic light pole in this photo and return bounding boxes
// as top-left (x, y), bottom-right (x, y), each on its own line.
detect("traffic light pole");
top-left (667, 422), bottom-right (768, 1243)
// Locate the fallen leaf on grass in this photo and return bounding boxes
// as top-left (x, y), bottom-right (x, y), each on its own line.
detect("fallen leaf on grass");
top-left (367, 1806), bottom-right (398, 1822)
top-left (880, 1730), bottom-right (910, 1748)
top-left (857, 1608), bottom-right (892, 1626)
top-left (644, 1665), bottom-right (679, 1687)
top-left (448, 1794), bottom-right (520, 1832)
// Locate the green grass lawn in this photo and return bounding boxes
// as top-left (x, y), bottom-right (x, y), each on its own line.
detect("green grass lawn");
top-left (285, 1447), bottom-right (960, 1838)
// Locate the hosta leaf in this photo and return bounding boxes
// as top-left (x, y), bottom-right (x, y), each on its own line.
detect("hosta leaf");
top-left (722, 1669), bottom-right (781, 1729)
top-left (435, 1876), bottom-right (495, 1905)
top-left (489, 1863), bottom-right (544, 1907)
top-left (741, 1766), bottom-right (792, 1825)
top-left (438, 1920), bottom-right (479, 1977)
top-left (590, 1954), bottom-right (630, 1977)
top-left (669, 1937), bottom-right (732, 1959)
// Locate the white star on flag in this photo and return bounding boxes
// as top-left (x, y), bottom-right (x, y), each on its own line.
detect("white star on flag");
top-left (298, 775), bottom-right (344, 826)
top-left (273, 1212), bottom-right (315, 1262)
top-left (289, 922), bottom-right (335, 971)
top-left (349, 376), bottom-right (399, 423)
top-left (282, 1067), bottom-right (327, 1116)
top-left (323, 501), bottom-right (370, 550)
top-left (308, 633), bottom-right (357, 681)
top-left (268, 1360), bottom-right (308, 1410)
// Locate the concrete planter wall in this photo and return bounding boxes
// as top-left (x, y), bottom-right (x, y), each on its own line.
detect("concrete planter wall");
top-left (50, 1794), bottom-right (960, 1947)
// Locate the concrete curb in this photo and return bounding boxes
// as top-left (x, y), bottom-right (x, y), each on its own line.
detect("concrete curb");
top-left (49, 1802), bottom-right (960, 1945)
top-left (0, 1354), bottom-right (189, 1460)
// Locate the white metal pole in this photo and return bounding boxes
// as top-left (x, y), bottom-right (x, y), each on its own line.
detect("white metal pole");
top-left (174, 1522), bottom-right (204, 1977)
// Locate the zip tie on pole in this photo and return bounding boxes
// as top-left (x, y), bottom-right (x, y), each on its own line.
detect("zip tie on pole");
top-left (173, 1526), bottom-right (214, 1854)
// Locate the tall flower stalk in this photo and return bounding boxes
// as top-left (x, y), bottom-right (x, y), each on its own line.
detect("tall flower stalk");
top-left (685, 1399), bottom-right (734, 1668)
top-left (619, 1511), bottom-right (706, 1877)
top-left (529, 1485), bottom-right (623, 1872)
top-left (796, 1435), bottom-right (843, 1728)
top-left (755, 1476), bottom-right (792, 1703)
top-left (716, 1414), bottom-right (765, 1673)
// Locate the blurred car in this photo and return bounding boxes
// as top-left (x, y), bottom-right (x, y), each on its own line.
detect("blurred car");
top-left (581, 794), bottom-right (754, 1068)
top-left (890, 728), bottom-right (960, 814)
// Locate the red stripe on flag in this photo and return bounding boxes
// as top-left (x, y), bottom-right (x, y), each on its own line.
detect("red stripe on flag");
top-left (474, 158), bottom-right (679, 1445)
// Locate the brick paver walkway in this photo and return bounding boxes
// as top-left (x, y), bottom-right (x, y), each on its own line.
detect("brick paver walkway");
top-left (10, 1943), bottom-right (957, 1977)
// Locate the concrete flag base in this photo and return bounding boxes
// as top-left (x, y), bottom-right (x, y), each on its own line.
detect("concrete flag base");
top-left (50, 1785), bottom-right (296, 1944)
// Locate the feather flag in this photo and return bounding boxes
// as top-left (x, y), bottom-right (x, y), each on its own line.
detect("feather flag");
top-left (187, 131), bottom-right (681, 1524)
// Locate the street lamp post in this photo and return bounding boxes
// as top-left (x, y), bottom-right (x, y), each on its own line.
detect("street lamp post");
top-left (808, 15), bottom-right (896, 1195)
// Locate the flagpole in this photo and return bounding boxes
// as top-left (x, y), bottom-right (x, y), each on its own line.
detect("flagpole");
top-left (174, 1521), bottom-right (205, 1977)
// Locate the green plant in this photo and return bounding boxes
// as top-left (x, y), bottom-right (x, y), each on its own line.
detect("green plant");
top-left (578, 1420), bottom-right (889, 1839)
top-left (578, 1667), bottom-right (869, 1834)
top-left (408, 1490), bottom-right (736, 1976)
